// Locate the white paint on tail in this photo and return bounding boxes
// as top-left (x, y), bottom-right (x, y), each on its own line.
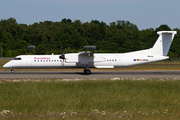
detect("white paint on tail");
top-left (151, 31), bottom-right (177, 56)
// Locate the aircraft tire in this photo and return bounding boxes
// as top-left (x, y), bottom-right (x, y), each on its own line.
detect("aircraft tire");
top-left (87, 70), bottom-right (91, 74)
top-left (84, 69), bottom-right (91, 74)
top-left (11, 70), bottom-right (15, 74)
top-left (84, 69), bottom-right (87, 74)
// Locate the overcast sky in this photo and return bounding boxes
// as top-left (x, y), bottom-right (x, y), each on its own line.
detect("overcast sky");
top-left (0, 0), bottom-right (179, 30)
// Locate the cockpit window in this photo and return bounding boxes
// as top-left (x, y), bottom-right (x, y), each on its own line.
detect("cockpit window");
top-left (13, 57), bottom-right (21, 60)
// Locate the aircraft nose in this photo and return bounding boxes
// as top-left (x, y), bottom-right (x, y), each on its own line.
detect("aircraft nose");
top-left (3, 62), bottom-right (11, 68)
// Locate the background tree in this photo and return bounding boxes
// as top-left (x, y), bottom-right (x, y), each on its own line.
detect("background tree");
top-left (0, 18), bottom-right (179, 57)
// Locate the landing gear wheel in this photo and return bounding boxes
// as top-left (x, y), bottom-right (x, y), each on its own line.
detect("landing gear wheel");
top-left (84, 69), bottom-right (87, 74)
top-left (87, 70), bottom-right (91, 74)
top-left (11, 69), bottom-right (15, 74)
top-left (84, 69), bottom-right (91, 74)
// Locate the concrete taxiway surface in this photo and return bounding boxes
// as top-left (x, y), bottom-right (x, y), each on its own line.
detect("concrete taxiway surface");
top-left (0, 71), bottom-right (180, 79)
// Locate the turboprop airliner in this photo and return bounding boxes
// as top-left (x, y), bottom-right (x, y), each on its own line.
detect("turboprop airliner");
top-left (3, 31), bottom-right (177, 74)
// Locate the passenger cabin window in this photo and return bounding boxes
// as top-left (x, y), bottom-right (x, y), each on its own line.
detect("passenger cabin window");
top-left (106, 59), bottom-right (117, 62)
top-left (13, 57), bottom-right (21, 60)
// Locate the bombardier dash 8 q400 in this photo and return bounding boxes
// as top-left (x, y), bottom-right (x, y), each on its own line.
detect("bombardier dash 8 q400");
top-left (3, 31), bottom-right (177, 74)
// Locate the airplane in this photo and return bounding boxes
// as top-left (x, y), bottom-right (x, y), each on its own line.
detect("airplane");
top-left (3, 31), bottom-right (177, 74)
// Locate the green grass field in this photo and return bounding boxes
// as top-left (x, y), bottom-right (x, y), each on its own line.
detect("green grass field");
top-left (0, 79), bottom-right (180, 119)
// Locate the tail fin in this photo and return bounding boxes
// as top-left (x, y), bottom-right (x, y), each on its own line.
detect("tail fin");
top-left (152, 31), bottom-right (177, 56)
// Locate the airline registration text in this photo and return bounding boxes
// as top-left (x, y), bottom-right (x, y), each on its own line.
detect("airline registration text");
top-left (133, 59), bottom-right (148, 61)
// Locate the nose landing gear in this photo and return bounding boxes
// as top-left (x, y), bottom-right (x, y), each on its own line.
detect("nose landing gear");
top-left (11, 69), bottom-right (15, 73)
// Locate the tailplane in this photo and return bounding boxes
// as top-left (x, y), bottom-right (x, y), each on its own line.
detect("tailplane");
top-left (151, 31), bottom-right (177, 56)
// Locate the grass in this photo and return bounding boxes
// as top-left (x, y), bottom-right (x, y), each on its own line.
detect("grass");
top-left (0, 79), bottom-right (180, 119)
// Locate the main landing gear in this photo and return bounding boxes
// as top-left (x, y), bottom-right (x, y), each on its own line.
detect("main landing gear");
top-left (11, 69), bottom-right (15, 73)
top-left (84, 69), bottom-right (91, 74)
top-left (84, 66), bottom-right (91, 75)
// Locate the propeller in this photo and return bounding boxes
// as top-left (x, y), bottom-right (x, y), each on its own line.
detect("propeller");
top-left (59, 54), bottom-right (65, 59)
top-left (59, 44), bottom-right (65, 61)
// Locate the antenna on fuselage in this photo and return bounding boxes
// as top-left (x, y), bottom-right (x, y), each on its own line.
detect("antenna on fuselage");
top-left (27, 45), bottom-right (35, 54)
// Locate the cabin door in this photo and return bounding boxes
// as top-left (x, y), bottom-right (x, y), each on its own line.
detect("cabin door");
top-left (27, 56), bottom-right (32, 66)
top-left (117, 56), bottom-right (122, 66)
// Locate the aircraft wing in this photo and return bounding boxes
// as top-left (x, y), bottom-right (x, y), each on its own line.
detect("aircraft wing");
top-left (78, 51), bottom-right (106, 63)
top-left (78, 51), bottom-right (93, 56)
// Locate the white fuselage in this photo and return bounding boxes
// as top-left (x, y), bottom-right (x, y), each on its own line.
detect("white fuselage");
top-left (3, 31), bottom-right (177, 71)
top-left (3, 50), bottom-right (169, 69)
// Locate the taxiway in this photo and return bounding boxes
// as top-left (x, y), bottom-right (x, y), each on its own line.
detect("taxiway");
top-left (0, 71), bottom-right (180, 79)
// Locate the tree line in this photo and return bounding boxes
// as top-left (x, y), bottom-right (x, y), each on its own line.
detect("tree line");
top-left (0, 18), bottom-right (180, 57)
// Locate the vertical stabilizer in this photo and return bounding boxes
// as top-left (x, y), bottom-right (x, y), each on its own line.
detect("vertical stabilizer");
top-left (152, 31), bottom-right (177, 56)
